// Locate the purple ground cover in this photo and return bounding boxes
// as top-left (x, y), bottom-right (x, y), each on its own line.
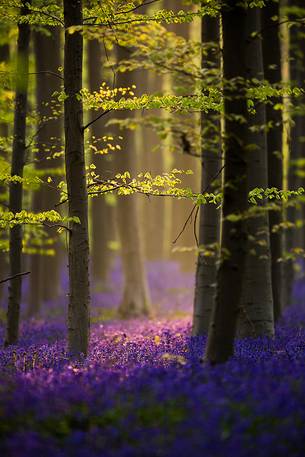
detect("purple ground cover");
top-left (0, 266), bottom-right (305, 456)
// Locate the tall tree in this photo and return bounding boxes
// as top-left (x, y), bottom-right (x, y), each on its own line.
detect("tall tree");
top-left (28, 27), bottom-right (62, 317)
top-left (0, 40), bottom-right (9, 304)
top-left (115, 47), bottom-right (151, 318)
top-left (285, 0), bottom-right (305, 305)
top-left (5, 1), bottom-right (31, 346)
top-left (262, 0), bottom-right (284, 320)
top-left (238, 8), bottom-right (274, 338)
top-left (192, 15), bottom-right (221, 336)
top-left (64, 0), bottom-right (90, 356)
top-left (206, 1), bottom-right (249, 364)
top-left (88, 39), bottom-right (114, 288)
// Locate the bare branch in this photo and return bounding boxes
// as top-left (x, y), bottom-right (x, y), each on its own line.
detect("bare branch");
top-left (0, 271), bottom-right (30, 285)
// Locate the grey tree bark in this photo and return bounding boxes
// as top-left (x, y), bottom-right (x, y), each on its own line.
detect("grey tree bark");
top-left (285, 0), bottom-right (305, 305)
top-left (88, 39), bottom-right (114, 288)
top-left (206, 2), bottom-right (249, 364)
top-left (262, 1), bottom-right (284, 320)
top-left (238, 9), bottom-right (274, 338)
top-left (0, 42), bottom-right (9, 305)
top-left (5, 1), bottom-right (31, 346)
top-left (64, 0), bottom-right (90, 356)
top-left (28, 27), bottom-right (62, 317)
top-left (192, 16), bottom-right (221, 336)
top-left (115, 47), bottom-right (151, 318)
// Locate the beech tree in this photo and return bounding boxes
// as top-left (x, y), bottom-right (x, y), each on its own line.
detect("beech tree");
top-left (238, 8), bottom-right (274, 338)
top-left (5, 1), bottom-right (31, 346)
top-left (88, 38), bottom-right (114, 288)
top-left (28, 27), bottom-right (62, 316)
top-left (63, 0), bottom-right (90, 356)
top-left (115, 46), bottom-right (151, 318)
top-left (0, 38), bottom-right (9, 304)
top-left (192, 15), bottom-right (221, 336)
top-left (206, 1), bottom-right (250, 364)
top-left (262, 0), bottom-right (284, 320)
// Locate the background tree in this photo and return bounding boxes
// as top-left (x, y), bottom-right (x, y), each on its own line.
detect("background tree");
top-left (262, 0), bottom-right (284, 320)
top-left (5, 0), bottom-right (31, 346)
top-left (28, 26), bottom-right (63, 317)
top-left (0, 34), bottom-right (9, 301)
top-left (88, 38), bottom-right (114, 289)
top-left (114, 46), bottom-right (151, 318)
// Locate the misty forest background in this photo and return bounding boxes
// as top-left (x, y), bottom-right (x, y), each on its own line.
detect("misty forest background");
top-left (1, 1), bottom-right (305, 456)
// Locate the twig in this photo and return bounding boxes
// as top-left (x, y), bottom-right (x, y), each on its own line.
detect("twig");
top-left (0, 271), bottom-right (30, 285)
top-left (28, 71), bottom-right (63, 81)
top-left (173, 165), bottom-right (224, 245)
top-left (82, 109), bottom-right (112, 132)
top-left (172, 204), bottom-right (197, 245)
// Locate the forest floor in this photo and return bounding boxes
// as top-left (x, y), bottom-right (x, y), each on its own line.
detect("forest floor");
top-left (0, 261), bottom-right (305, 457)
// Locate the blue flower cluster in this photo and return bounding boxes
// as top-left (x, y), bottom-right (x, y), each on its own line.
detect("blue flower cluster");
top-left (0, 273), bottom-right (305, 457)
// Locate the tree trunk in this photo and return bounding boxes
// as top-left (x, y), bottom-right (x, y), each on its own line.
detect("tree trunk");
top-left (87, 39), bottom-right (113, 288)
top-left (28, 27), bottom-right (62, 317)
top-left (0, 42), bottom-right (9, 306)
top-left (192, 16), bottom-right (221, 336)
top-left (5, 1), bottom-right (31, 346)
top-left (238, 9), bottom-right (274, 338)
top-left (115, 48), bottom-right (151, 318)
top-left (64, 0), bottom-right (90, 356)
top-left (262, 1), bottom-right (284, 320)
top-left (206, 2), bottom-right (249, 364)
top-left (285, 0), bottom-right (305, 304)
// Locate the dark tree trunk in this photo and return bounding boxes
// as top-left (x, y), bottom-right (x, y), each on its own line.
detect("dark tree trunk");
top-left (88, 39), bottom-right (113, 288)
top-left (28, 27), bottom-right (62, 317)
top-left (285, 0), bottom-right (305, 304)
top-left (64, 0), bottom-right (90, 356)
top-left (206, 2), bottom-right (249, 364)
top-left (262, 1), bottom-right (284, 320)
top-left (0, 42), bottom-right (9, 305)
top-left (238, 9), bottom-right (274, 338)
top-left (192, 16), bottom-right (221, 336)
top-left (5, 1), bottom-right (31, 346)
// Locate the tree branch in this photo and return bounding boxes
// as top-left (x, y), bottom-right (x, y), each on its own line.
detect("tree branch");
top-left (0, 271), bottom-right (30, 285)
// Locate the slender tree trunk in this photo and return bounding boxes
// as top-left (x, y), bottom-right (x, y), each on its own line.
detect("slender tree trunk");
top-left (115, 48), bottom-right (151, 318)
top-left (192, 16), bottom-right (221, 336)
top-left (0, 42), bottom-right (9, 305)
top-left (5, 1), bottom-right (31, 346)
top-left (64, 0), bottom-right (90, 356)
top-left (28, 27), bottom-right (62, 317)
top-left (262, 2), bottom-right (284, 320)
top-left (206, 2), bottom-right (249, 364)
top-left (238, 9), bottom-right (274, 338)
top-left (88, 39), bottom-right (113, 288)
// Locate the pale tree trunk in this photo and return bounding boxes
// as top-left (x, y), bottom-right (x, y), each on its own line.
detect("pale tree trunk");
top-left (262, 2), bottom-right (284, 320)
top-left (28, 27), bottom-right (62, 317)
top-left (141, 1), bottom-right (173, 261)
top-left (64, 0), bottom-right (90, 356)
top-left (238, 9), bottom-right (274, 338)
top-left (5, 1), bottom-right (31, 346)
top-left (115, 48), bottom-right (151, 318)
top-left (0, 42), bottom-right (9, 305)
top-left (206, 2), bottom-right (249, 364)
top-left (192, 16), bottom-right (221, 336)
top-left (167, 0), bottom-right (200, 271)
top-left (88, 39), bottom-right (114, 288)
